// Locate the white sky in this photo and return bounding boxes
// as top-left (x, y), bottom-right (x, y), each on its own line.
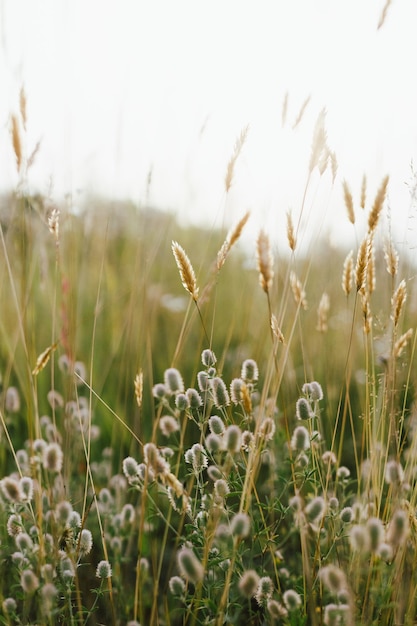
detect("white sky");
top-left (1, 0), bottom-right (417, 250)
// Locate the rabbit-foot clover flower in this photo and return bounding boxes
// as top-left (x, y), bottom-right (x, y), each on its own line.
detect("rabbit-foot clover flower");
top-left (78, 528), bottom-right (93, 556)
top-left (238, 569), bottom-right (260, 598)
top-left (164, 368), bottom-right (184, 394)
top-left (291, 426), bottom-right (310, 452)
top-left (255, 576), bottom-right (274, 606)
top-left (210, 377), bottom-right (230, 408)
top-left (296, 397), bottom-right (314, 420)
top-left (241, 359), bottom-right (259, 382)
top-left (201, 349), bottom-right (217, 367)
top-left (21, 569), bottom-right (39, 594)
top-left (169, 575), bottom-right (186, 596)
top-left (230, 513), bottom-right (251, 539)
top-left (96, 559), bottom-right (112, 579)
top-left (283, 589), bottom-right (302, 611)
top-left (302, 381), bottom-right (323, 401)
top-left (0, 477), bottom-right (23, 503)
top-left (42, 442), bottom-right (64, 473)
top-left (177, 547), bottom-right (204, 584)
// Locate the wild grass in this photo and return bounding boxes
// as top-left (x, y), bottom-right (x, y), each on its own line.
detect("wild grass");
top-left (0, 108), bottom-right (417, 626)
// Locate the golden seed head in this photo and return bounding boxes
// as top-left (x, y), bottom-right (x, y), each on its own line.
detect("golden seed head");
top-left (360, 173), bottom-right (367, 209)
top-left (286, 211), bottom-right (296, 252)
top-left (134, 370), bottom-right (143, 408)
top-left (11, 114), bottom-right (22, 173)
top-left (225, 125), bottom-right (249, 193)
top-left (368, 175), bottom-right (389, 233)
top-left (391, 279), bottom-right (407, 327)
top-left (342, 180), bottom-right (355, 225)
top-left (384, 238), bottom-right (399, 276)
top-left (256, 230), bottom-right (274, 294)
top-left (171, 241), bottom-right (199, 301)
top-left (342, 250), bottom-right (354, 296)
top-left (316, 292), bottom-right (330, 332)
top-left (271, 314), bottom-right (285, 343)
top-left (290, 271), bottom-right (307, 310)
top-left (394, 328), bottom-right (413, 358)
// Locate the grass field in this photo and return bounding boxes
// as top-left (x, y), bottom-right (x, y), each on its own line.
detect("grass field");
top-left (0, 105), bottom-right (417, 626)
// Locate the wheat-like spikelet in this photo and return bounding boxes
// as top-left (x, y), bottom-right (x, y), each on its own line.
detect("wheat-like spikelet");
top-left (172, 241), bottom-right (199, 301)
top-left (19, 86), bottom-right (27, 131)
top-left (217, 211), bottom-right (250, 270)
top-left (318, 145), bottom-right (329, 176)
top-left (286, 211), bottom-right (296, 252)
top-left (316, 292), bottom-right (330, 332)
top-left (134, 370), bottom-right (143, 408)
top-left (330, 150), bottom-right (338, 184)
top-left (360, 290), bottom-right (372, 334)
top-left (290, 271), bottom-right (307, 310)
top-left (256, 230), bottom-right (274, 294)
top-left (32, 342), bottom-right (58, 376)
top-left (377, 0), bottom-right (392, 29)
top-left (391, 279), bottom-right (407, 327)
top-left (393, 328), bottom-right (413, 358)
top-left (292, 95), bottom-right (311, 129)
top-left (384, 238), bottom-right (399, 276)
top-left (225, 125), bottom-right (249, 193)
top-left (355, 237), bottom-right (369, 293)
top-left (48, 207), bottom-right (60, 240)
top-left (368, 175), bottom-right (389, 233)
top-left (360, 173), bottom-right (367, 209)
top-left (282, 91), bottom-right (289, 127)
top-left (343, 180), bottom-right (355, 225)
top-left (11, 115), bottom-right (22, 173)
top-left (342, 250), bottom-right (354, 296)
top-left (309, 108), bottom-right (327, 173)
top-left (366, 235), bottom-right (376, 294)
top-left (271, 314), bottom-right (285, 343)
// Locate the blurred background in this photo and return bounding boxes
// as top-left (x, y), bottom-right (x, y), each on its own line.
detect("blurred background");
top-left (1, 0), bottom-right (417, 250)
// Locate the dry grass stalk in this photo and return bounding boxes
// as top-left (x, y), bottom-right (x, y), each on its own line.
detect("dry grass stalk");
top-left (225, 125), bottom-right (249, 193)
top-left (384, 238), bottom-right (399, 276)
top-left (316, 292), bottom-right (330, 332)
top-left (343, 180), bottom-right (355, 225)
top-left (309, 108), bottom-right (327, 174)
top-left (368, 175), bottom-right (389, 232)
top-left (11, 115), bottom-right (22, 172)
top-left (134, 370), bottom-right (143, 408)
top-left (391, 279), bottom-right (407, 327)
top-left (19, 86), bottom-right (27, 131)
top-left (394, 328), bottom-right (413, 358)
top-left (342, 250), bottom-right (354, 296)
top-left (217, 211), bottom-right (250, 270)
top-left (286, 211), bottom-right (296, 252)
top-left (360, 173), bottom-right (367, 209)
top-left (292, 95), bottom-right (311, 129)
top-left (256, 230), bottom-right (274, 294)
top-left (355, 237), bottom-right (369, 293)
top-left (377, 0), bottom-right (392, 29)
top-left (290, 271), bottom-right (307, 310)
top-left (282, 92), bottom-right (289, 127)
top-left (271, 314), bottom-right (285, 343)
top-left (172, 241), bottom-right (199, 301)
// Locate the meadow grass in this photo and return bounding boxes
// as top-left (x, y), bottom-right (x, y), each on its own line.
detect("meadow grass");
top-left (0, 110), bottom-right (417, 626)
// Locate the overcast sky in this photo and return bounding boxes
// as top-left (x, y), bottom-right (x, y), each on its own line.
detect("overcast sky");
top-left (1, 0), bottom-right (417, 250)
